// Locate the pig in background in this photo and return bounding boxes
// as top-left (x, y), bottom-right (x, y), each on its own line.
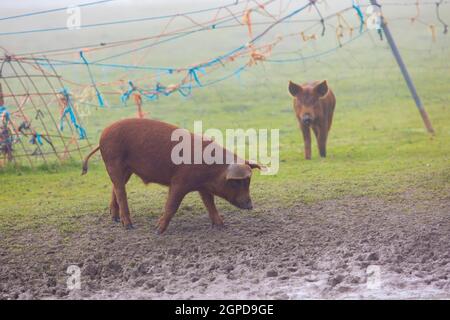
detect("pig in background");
top-left (289, 80), bottom-right (336, 160)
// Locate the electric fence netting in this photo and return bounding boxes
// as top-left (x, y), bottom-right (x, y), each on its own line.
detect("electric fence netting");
top-left (0, 0), bottom-right (449, 167)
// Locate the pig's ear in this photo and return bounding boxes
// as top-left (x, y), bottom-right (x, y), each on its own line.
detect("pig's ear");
top-left (226, 163), bottom-right (252, 180)
top-left (246, 160), bottom-right (262, 170)
top-left (288, 81), bottom-right (302, 97)
top-left (314, 80), bottom-right (329, 98)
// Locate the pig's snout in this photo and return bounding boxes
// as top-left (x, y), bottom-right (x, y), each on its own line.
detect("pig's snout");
top-left (302, 114), bottom-right (312, 126)
top-left (239, 200), bottom-right (253, 210)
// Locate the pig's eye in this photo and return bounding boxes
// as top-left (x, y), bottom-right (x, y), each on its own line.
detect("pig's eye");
top-left (229, 179), bottom-right (242, 188)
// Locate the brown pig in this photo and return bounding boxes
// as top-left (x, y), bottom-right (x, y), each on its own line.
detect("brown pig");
top-left (81, 118), bottom-right (261, 234)
top-left (288, 80), bottom-right (336, 160)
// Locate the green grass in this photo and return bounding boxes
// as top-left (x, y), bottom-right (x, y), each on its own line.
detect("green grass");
top-left (1, 93), bottom-right (449, 234)
top-left (0, 4), bottom-right (449, 234)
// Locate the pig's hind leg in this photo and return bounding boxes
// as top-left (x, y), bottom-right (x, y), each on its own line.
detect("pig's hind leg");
top-left (199, 191), bottom-right (224, 228)
top-left (106, 162), bottom-right (134, 229)
top-left (110, 171), bottom-right (132, 223)
top-left (110, 188), bottom-right (120, 223)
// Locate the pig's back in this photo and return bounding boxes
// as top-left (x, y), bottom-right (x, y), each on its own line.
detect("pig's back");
top-left (99, 118), bottom-right (180, 185)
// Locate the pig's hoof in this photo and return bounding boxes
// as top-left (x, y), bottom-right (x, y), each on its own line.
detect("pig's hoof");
top-left (156, 223), bottom-right (167, 235)
top-left (112, 217), bottom-right (120, 223)
top-left (155, 217), bottom-right (168, 234)
top-left (212, 223), bottom-right (225, 230)
top-left (125, 224), bottom-right (135, 230)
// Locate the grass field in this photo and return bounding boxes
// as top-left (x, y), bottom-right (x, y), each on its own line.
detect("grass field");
top-left (0, 2), bottom-right (449, 234)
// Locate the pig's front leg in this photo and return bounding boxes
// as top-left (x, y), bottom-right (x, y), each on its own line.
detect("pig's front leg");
top-left (300, 122), bottom-right (312, 160)
top-left (156, 186), bottom-right (187, 234)
top-left (199, 191), bottom-right (224, 228)
top-left (314, 124), bottom-right (328, 158)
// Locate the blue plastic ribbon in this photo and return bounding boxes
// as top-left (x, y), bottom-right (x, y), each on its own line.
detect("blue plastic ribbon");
top-left (59, 88), bottom-right (87, 139)
top-left (121, 81), bottom-right (136, 103)
top-left (177, 87), bottom-right (191, 97)
top-left (377, 28), bottom-right (383, 40)
top-left (80, 51), bottom-right (105, 107)
top-left (352, 1), bottom-right (364, 33)
top-left (188, 67), bottom-right (206, 87)
top-left (29, 133), bottom-right (43, 145)
top-left (0, 105), bottom-right (10, 125)
top-left (121, 80), bottom-right (195, 102)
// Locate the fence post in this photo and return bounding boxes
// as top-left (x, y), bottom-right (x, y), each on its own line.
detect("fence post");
top-left (370, 0), bottom-right (435, 134)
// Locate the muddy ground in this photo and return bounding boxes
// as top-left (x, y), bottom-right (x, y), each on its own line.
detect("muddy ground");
top-left (0, 193), bottom-right (449, 300)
